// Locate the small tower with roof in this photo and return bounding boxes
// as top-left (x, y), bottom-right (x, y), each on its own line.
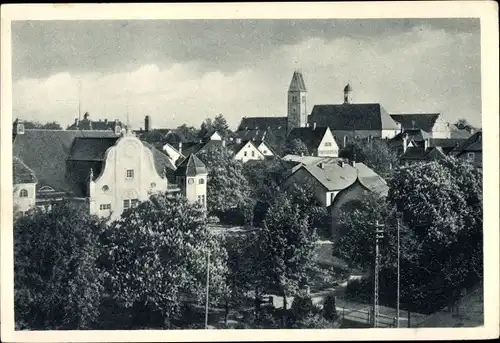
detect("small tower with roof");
top-left (344, 83), bottom-right (353, 104)
top-left (174, 154), bottom-right (208, 209)
top-left (287, 69), bottom-right (308, 133)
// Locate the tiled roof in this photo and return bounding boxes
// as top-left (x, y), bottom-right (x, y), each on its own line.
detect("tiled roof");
top-left (282, 155), bottom-right (336, 166)
top-left (67, 119), bottom-right (122, 131)
top-left (287, 127), bottom-right (329, 154)
top-left (299, 161), bottom-right (388, 194)
top-left (289, 70), bottom-right (307, 92)
top-left (13, 157), bottom-right (37, 184)
top-left (234, 129), bottom-right (267, 143)
top-left (13, 129), bottom-right (175, 197)
top-left (400, 146), bottom-right (447, 161)
top-left (449, 131), bottom-right (482, 156)
top-left (175, 154), bottom-right (207, 176)
top-left (309, 103), bottom-right (399, 130)
top-left (180, 139), bottom-right (225, 157)
top-left (390, 113), bottom-right (440, 132)
top-left (237, 117), bottom-right (288, 137)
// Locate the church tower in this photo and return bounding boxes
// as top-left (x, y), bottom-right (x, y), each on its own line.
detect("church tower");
top-left (174, 154), bottom-right (208, 209)
top-left (287, 70), bottom-right (308, 133)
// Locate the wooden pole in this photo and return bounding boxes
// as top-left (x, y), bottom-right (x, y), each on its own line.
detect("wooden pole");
top-left (205, 249), bottom-right (210, 329)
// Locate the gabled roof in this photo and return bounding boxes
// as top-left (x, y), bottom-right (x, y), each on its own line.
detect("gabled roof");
top-left (237, 117), bottom-right (288, 137)
top-left (450, 131), bottom-right (482, 156)
top-left (296, 161), bottom-right (388, 194)
top-left (234, 129), bottom-right (267, 143)
top-left (230, 140), bottom-right (265, 158)
top-left (309, 103), bottom-right (399, 130)
top-left (390, 113), bottom-right (440, 132)
top-left (400, 146), bottom-right (447, 161)
top-left (68, 137), bottom-right (119, 161)
top-left (13, 157), bottom-right (37, 184)
top-left (67, 118), bottom-right (122, 131)
top-left (289, 70), bottom-right (307, 92)
top-left (180, 139), bottom-right (225, 157)
top-left (175, 154), bottom-right (207, 176)
top-left (287, 127), bottom-right (329, 154)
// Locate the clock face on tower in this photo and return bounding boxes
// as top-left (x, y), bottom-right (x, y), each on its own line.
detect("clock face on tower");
top-left (188, 178), bottom-right (194, 185)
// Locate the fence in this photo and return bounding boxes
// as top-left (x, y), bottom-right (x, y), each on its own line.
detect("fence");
top-left (339, 306), bottom-right (412, 328)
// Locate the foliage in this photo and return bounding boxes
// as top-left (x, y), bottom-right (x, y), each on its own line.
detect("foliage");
top-left (196, 145), bottom-right (252, 221)
top-left (284, 138), bottom-right (309, 156)
top-left (284, 181), bottom-right (330, 231)
top-left (20, 120), bottom-right (62, 130)
top-left (177, 124), bottom-right (199, 142)
top-left (14, 201), bottom-right (106, 329)
top-left (341, 138), bottom-right (399, 178)
top-left (322, 293), bottom-right (338, 321)
top-left (454, 118), bottom-right (477, 133)
top-left (141, 130), bottom-right (166, 144)
top-left (256, 194), bottom-right (318, 313)
top-left (334, 157), bottom-right (483, 313)
top-left (199, 114), bottom-right (231, 139)
top-left (100, 193), bottom-right (229, 328)
top-left (243, 158), bottom-right (290, 203)
top-left (290, 291), bottom-right (316, 321)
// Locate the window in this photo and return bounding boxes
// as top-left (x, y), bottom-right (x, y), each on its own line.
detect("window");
top-left (102, 185), bottom-right (109, 192)
top-left (244, 151), bottom-right (247, 157)
top-left (123, 199), bottom-right (130, 209)
top-left (100, 204), bottom-right (111, 210)
top-left (467, 152), bottom-right (475, 162)
top-left (198, 195), bottom-right (202, 203)
top-left (131, 199), bottom-right (139, 208)
top-left (263, 150), bottom-right (268, 154)
top-left (199, 178), bottom-right (205, 184)
top-left (324, 142), bottom-right (332, 147)
top-left (251, 151), bottom-right (255, 157)
top-left (126, 169), bottom-right (134, 179)
top-left (19, 189), bottom-right (28, 197)
top-left (150, 182), bottom-right (156, 188)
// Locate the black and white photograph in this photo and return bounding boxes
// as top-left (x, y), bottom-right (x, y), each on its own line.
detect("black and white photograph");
top-left (1, 2), bottom-right (498, 342)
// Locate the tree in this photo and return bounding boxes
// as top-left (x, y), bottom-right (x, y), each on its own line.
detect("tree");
top-left (284, 138), bottom-right (309, 156)
top-left (196, 145), bottom-right (253, 221)
top-left (322, 292), bottom-right (338, 321)
top-left (243, 158), bottom-right (290, 203)
top-left (19, 120), bottom-right (62, 130)
top-left (341, 138), bottom-right (399, 178)
top-left (212, 113), bottom-right (231, 138)
top-left (454, 118), bottom-right (477, 133)
top-left (100, 193), bottom-right (228, 328)
top-left (199, 118), bottom-right (213, 139)
top-left (14, 201), bottom-right (106, 329)
top-left (333, 157), bottom-right (483, 313)
top-left (141, 130), bottom-right (166, 144)
top-left (177, 124), bottom-right (199, 142)
top-left (256, 194), bottom-right (318, 326)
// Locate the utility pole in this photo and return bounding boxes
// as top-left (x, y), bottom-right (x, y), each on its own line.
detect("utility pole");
top-left (396, 211), bottom-right (403, 328)
top-left (374, 221), bottom-right (385, 328)
top-left (205, 248), bottom-right (210, 329)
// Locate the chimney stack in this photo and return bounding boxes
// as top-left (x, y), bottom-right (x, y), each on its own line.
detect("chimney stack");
top-left (74, 118), bottom-right (79, 126)
top-left (104, 119), bottom-right (108, 125)
top-left (178, 141), bottom-right (183, 154)
top-left (145, 115), bottom-right (151, 132)
top-left (222, 139), bottom-right (226, 147)
top-left (313, 122), bottom-right (317, 130)
top-left (340, 161), bottom-right (345, 168)
top-left (319, 162), bottom-right (324, 169)
top-left (14, 118), bottom-right (25, 135)
top-left (424, 138), bottom-right (429, 150)
top-left (351, 160), bottom-right (356, 167)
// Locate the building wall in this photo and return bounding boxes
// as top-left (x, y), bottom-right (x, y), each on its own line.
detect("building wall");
top-left (282, 167), bottom-right (331, 207)
top-left (233, 142), bottom-right (265, 163)
top-left (432, 119), bottom-right (452, 139)
top-left (88, 134), bottom-right (172, 220)
top-left (330, 181), bottom-right (370, 241)
top-left (13, 182), bottom-right (37, 213)
top-left (317, 128), bottom-right (340, 157)
top-left (288, 90), bottom-right (307, 132)
top-left (257, 142), bottom-right (274, 157)
top-left (458, 151), bottom-right (482, 169)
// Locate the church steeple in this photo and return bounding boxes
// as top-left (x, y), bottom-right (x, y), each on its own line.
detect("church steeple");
top-left (344, 83), bottom-right (353, 104)
top-left (287, 69), bottom-right (308, 133)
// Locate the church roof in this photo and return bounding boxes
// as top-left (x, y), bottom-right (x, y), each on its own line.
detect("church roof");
top-left (449, 131), bottom-right (482, 156)
top-left (238, 116), bottom-right (288, 138)
top-left (344, 83), bottom-right (352, 92)
top-left (289, 70), bottom-right (307, 92)
top-left (13, 157), bottom-right (37, 184)
top-left (67, 118), bottom-right (122, 131)
top-left (287, 127), bottom-right (330, 155)
top-left (175, 154), bottom-right (207, 176)
top-left (309, 103), bottom-right (399, 130)
top-left (390, 113), bottom-right (440, 132)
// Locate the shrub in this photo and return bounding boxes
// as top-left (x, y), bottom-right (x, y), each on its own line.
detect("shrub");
top-left (322, 293), bottom-right (338, 321)
top-left (290, 292), bottom-right (316, 322)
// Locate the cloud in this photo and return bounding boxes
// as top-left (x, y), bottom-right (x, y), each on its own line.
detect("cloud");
top-left (12, 22), bottom-right (481, 130)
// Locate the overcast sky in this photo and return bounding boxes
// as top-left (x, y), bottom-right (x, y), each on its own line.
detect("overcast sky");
top-left (12, 19), bottom-right (481, 130)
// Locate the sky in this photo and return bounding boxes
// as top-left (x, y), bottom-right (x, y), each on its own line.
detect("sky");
top-left (11, 19), bottom-right (481, 130)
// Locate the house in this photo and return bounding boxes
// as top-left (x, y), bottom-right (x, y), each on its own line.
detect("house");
top-left (232, 129), bottom-right (277, 158)
top-left (308, 84), bottom-right (401, 145)
top-left (286, 125), bottom-right (339, 157)
top-left (389, 113), bottom-right (453, 138)
top-left (230, 140), bottom-right (266, 163)
top-left (281, 159), bottom-right (388, 208)
top-left (162, 142), bottom-right (185, 165)
top-left (180, 130), bottom-right (226, 157)
top-left (448, 131), bottom-right (482, 169)
top-left (12, 118), bottom-right (206, 220)
top-left (67, 112), bottom-right (123, 132)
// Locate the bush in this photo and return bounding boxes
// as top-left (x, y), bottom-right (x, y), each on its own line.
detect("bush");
top-left (290, 292), bottom-right (317, 322)
top-left (322, 293), bottom-right (338, 321)
top-left (345, 278), bottom-right (372, 303)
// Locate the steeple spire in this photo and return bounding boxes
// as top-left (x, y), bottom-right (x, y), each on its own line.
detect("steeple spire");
top-left (289, 69), bottom-right (307, 92)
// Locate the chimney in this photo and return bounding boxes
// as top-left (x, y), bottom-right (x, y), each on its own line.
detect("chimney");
top-left (351, 160), bottom-right (356, 167)
top-left (340, 161), bottom-right (345, 168)
top-left (424, 138), bottom-right (429, 150)
top-left (74, 118), bottom-right (79, 126)
top-left (104, 119), bottom-right (108, 125)
top-left (83, 112), bottom-right (89, 120)
top-left (145, 115), bottom-right (151, 132)
top-left (402, 133), bottom-right (408, 153)
top-left (178, 142), bottom-right (183, 154)
top-left (319, 162), bottom-right (324, 169)
top-left (222, 139), bottom-right (226, 147)
top-left (313, 122), bottom-right (317, 130)
top-left (114, 120), bottom-right (121, 135)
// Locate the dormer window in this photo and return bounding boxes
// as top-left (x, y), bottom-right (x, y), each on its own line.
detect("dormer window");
top-left (467, 152), bottom-right (475, 162)
top-left (199, 178), bottom-right (205, 185)
top-left (17, 123), bottom-right (25, 135)
top-left (19, 189), bottom-right (28, 197)
top-left (126, 169), bottom-right (134, 179)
